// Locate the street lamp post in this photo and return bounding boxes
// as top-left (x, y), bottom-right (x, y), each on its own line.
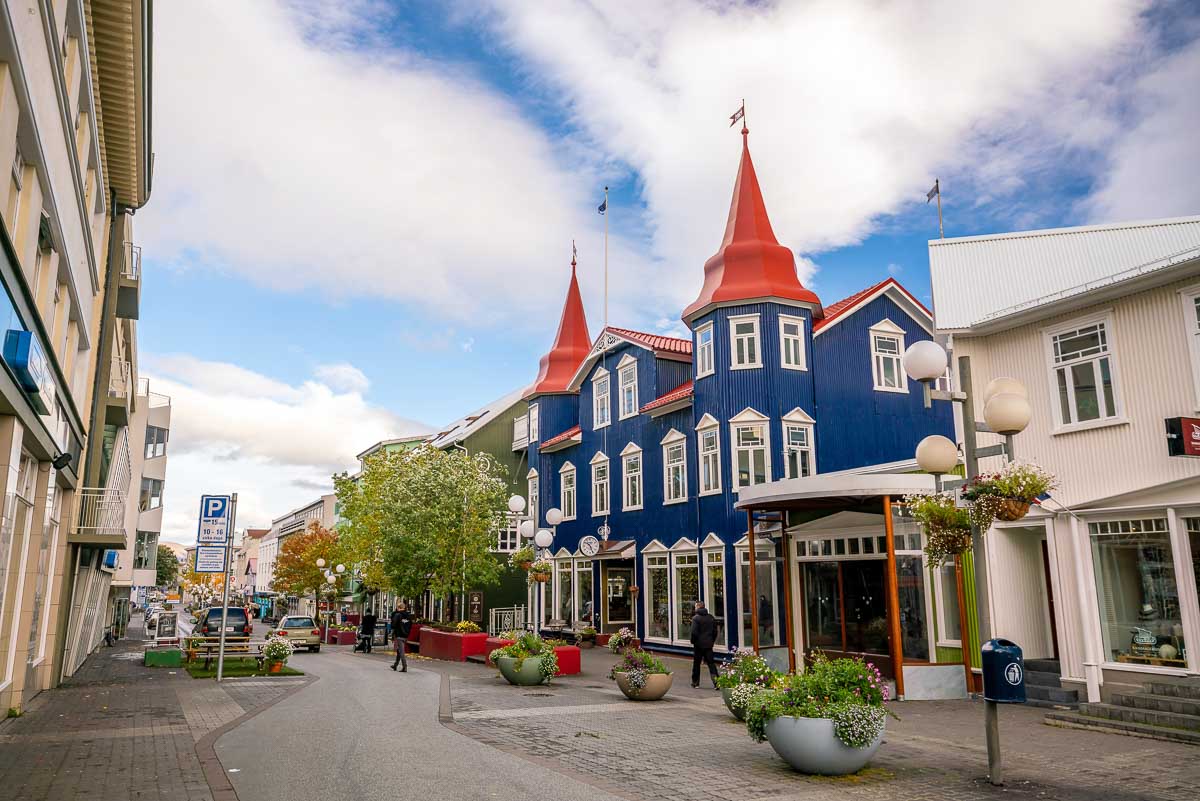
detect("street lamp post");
top-left (507, 494), bottom-right (562, 633)
top-left (905, 342), bottom-right (1031, 787)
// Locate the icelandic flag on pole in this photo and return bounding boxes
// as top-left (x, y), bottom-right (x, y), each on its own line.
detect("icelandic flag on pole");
top-left (598, 197), bottom-right (607, 215)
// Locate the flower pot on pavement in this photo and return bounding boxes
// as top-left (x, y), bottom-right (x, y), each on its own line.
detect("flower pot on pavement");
top-left (721, 688), bottom-right (746, 721)
top-left (496, 655), bottom-right (549, 686)
top-left (268, 661), bottom-right (283, 674)
top-left (764, 716), bottom-right (883, 775)
top-left (614, 671), bottom-right (673, 701)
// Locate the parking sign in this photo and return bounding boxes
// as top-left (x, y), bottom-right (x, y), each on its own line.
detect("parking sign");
top-left (197, 494), bottom-right (232, 544)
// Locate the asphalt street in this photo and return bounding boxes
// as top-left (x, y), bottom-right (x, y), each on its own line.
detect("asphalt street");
top-left (215, 649), bottom-right (626, 801)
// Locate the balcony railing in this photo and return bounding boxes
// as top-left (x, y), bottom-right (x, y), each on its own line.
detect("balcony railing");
top-left (123, 242), bottom-right (142, 280)
top-left (72, 488), bottom-right (128, 545)
top-left (512, 415), bottom-right (529, 450)
top-left (109, 357), bottom-right (132, 400)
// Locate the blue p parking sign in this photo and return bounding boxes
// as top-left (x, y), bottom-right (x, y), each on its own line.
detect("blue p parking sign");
top-left (197, 494), bottom-right (232, 545)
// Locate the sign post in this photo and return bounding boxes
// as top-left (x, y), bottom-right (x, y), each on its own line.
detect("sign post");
top-left (195, 494), bottom-right (236, 682)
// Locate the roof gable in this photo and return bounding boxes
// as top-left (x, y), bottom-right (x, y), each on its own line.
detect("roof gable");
top-left (812, 278), bottom-right (932, 337)
top-left (567, 327), bottom-right (692, 391)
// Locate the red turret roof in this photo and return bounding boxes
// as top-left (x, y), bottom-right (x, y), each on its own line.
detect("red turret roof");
top-left (525, 256), bottom-right (592, 398)
top-left (682, 129), bottom-right (822, 323)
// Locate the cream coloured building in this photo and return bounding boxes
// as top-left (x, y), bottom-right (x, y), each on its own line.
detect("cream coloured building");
top-left (930, 217), bottom-right (1200, 722)
top-left (0, 0), bottom-right (152, 714)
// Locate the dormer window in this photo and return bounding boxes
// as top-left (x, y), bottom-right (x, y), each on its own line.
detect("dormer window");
top-left (869, 319), bottom-right (907, 393)
top-left (593, 367), bottom-right (611, 429)
top-left (618, 355), bottom-right (638, 419)
top-left (696, 323), bottom-right (715, 378)
top-left (779, 315), bottom-right (807, 370)
top-left (729, 314), bottom-right (761, 369)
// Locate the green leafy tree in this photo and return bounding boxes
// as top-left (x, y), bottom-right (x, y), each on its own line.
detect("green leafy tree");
top-left (155, 544), bottom-right (180, 588)
top-left (335, 446), bottom-right (508, 616)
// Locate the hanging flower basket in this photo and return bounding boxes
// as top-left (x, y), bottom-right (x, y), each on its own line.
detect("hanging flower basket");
top-left (902, 492), bottom-right (972, 567)
top-left (962, 462), bottom-right (1056, 529)
top-left (527, 559), bottom-right (553, 584)
top-left (995, 498), bottom-right (1031, 521)
top-left (531, 572), bottom-right (551, 583)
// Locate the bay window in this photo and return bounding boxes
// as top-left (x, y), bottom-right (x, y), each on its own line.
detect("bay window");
top-left (696, 322), bottom-right (715, 378)
top-left (1046, 314), bottom-right (1121, 429)
top-left (731, 411), bottom-right (770, 489)
top-left (729, 314), bottom-right (761, 369)
top-left (698, 420), bottom-right (721, 495)
top-left (560, 463), bottom-right (576, 520)
top-left (779, 314), bottom-right (806, 370)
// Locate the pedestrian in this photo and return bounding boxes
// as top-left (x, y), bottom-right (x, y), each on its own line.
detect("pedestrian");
top-left (390, 603), bottom-right (413, 672)
top-left (358, 610), bottom-right (378, 653)
top-left (689, 601), bottom-right (719, 689)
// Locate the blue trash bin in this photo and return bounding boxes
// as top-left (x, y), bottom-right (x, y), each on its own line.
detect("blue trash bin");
top-left (981, 638), bottom-right (1025, 703)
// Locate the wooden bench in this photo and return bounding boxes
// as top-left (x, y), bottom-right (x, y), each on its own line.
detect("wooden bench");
top-left (186, 636), bottom-right (264, 670)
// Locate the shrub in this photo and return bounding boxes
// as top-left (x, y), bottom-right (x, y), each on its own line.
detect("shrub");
top-left (744, 655), bottom-right (892, 749)
top-left (490, 632), bottom-right (560, 683)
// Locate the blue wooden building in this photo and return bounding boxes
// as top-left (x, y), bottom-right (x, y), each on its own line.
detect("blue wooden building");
top-left (517, 129), bottom-right (953, 672)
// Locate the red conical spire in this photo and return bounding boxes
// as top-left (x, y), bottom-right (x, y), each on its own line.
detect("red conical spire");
top-left (525, 250), bottom-right (592, 398)
top-left (682, 128), bottom-right (822, 323)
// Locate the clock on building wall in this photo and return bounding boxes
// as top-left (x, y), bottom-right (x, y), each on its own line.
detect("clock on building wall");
top-left (579, 536), bottom-right (600, 557)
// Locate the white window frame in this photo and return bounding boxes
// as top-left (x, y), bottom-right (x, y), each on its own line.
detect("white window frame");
top-left (779, 314), bottom-right (807, 371)
top-left (729, 408), bottom-right (770, 491)
top-left (701, 536), bottom-right (729, 651)
top-left (729, 313), bottom-right (762, 370)
top-left (617, 355), bottom-right (639, 420)
top-left (782, 407), bottom-right (816, 479)
top-left (661, 428), bottom-right (688, 504)
top-left (592, 367), bottom-right (611, 429)
top-left (495, 523), bottom-right (519, 553)
top-left (869, 319), bottom-right (907, 393)
top-left (670, 548), bottom-right (701, 647)
top-left (590, 452), bottom-right (610, 517)
top-left (933, 559), bottom-right (963, 648)
top-left (620, 443), bottom-right (643, 511)
top-left (573, 559), bottom-right (593, 628)
top-left (559, 462), bottom-right (576, 521)
top-left (528, 403), bottom-right (539, 442)
top-left (1042, 311), bottom-right (1124, 434)
top-left (735, 542), bottom-right (780, 649)
top-left (526, 469), bottom-right (539, 527)
top-left (696, 413), bottom-right (722, 496)
top-left (1182, 285), bottom-right (1200, 410)
top-left (642, 544), bottom-right (672, 643)
top-left (695, 322), bottom-right (715, 378)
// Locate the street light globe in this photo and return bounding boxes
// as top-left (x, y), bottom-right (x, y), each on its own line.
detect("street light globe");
top-left (518, 519), bottom-right (536, 538)
top-left (335, 564), bottom-right (345, 574)
top-left (316, 558), bottom-right (326, 568)
top-left (915, 435), bottom-right (959, 475)
top-left (984, 392), bottom-right (1033, 435)
top-left (982, 376), bottom-right (1027, 404)
top-left (534, 529), bottom-right (554, 549)
top-left (902, 340), bottom-right (948, 382)
top-left (326, 574), bottom-right (336, 584)
top-left (545, 507), bottom-right (564, 526)
top-left (507, 494), bottom-right (527, 514)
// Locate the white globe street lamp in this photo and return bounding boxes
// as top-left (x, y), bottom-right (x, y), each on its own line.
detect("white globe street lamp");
top-left (507, 495), bottom-right (527, 514)
top-left (982, 376), bottom-right (1027, 404)
top-left (316, 557), bottom-right (326, 569)
top-left (983, 392), bottom-right (1032, 436)
top-left (545, 507), bottom-right (564, 526)
top-left (903, 340), bottom-right (949, 382)
top-left (534, 529), bottom-right (554, 549)
top-left (335, 564), bottom-right (346, 574)
top-left (915, 435), bottom-right (960, 476)
top-left (518, 519), bottom-right (536, 538)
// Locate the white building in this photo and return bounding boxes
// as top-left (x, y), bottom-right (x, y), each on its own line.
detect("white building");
top-left (930, 216), bottom-right (1200, 734)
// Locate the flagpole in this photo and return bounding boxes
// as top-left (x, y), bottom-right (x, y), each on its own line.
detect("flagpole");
top-left (935, 178), bottom-right (944, 239)
top-left (603, 185), bottom-right (609, 331)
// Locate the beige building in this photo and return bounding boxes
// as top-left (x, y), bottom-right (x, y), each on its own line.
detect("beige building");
top-left (0, 0), bottom-right (152, 714)
top-left (258, 494), bottom-right (337, 619)
top-left (930, 217), bottom-right (1200, 728)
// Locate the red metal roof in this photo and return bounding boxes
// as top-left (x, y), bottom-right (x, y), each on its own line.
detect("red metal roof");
top-left (640, 380), bottom-right (694, 413)
top-left (608, 327), bottom-right (693, 357)
top-left (682, 130), bottom-right (822, 322)
top-left (540, 425), bottom-right (582, 450)
top-left (526, 258), bottom-right (592, 398)
top-left (812, 277), bottom-right (932, 333)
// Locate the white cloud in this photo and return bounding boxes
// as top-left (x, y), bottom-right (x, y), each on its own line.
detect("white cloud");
top-left (143, 355), bottom-right (431, 539)
top-left (887, 263), bottom-right (903, 276)
top-left (313, 363), bottom-right (370, 394)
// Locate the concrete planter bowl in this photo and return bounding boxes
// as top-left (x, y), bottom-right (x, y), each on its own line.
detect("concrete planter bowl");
top-left (614, 671), bottom-right (673, 701)
top-left (496, 655), bottom-right (550, 686)
top-left (763, 716), bottom-right (884, 775)
top-left (721, 687), bottom-right (746, 721)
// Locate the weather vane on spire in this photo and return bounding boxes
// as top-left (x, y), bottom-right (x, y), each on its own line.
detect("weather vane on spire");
top-left (729, 99), bottom-right (746, 134)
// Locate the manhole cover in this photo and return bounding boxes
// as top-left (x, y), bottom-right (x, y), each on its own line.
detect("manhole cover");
top-left (524, 692), bottom-right (553, 697)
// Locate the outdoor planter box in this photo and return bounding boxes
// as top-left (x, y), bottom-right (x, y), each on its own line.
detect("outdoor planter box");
top-left (335, 631), bottom-right (357, 646)
top-left (419, 629), bottom-right (490, 662)
top-left (552, 645), bottom-right (581, 676)
top-left (144, 648), bottom-right (182, 668)
top-left (484, 636), bottom-right (515, 667)
top-left (403, 622), bottom-right (423, 651)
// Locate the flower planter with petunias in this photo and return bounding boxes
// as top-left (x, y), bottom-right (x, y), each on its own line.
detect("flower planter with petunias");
top-left (609, 642), bottom-right (673, 701)
top-left (262, 635), bottom-right (294, 673)
top-left (745, 655), bottom-right (894, 776)
top-left (716, 648), bottom-right (777, 721)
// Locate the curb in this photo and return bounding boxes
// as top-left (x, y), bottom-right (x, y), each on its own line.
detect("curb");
top-left (194, 674), bottom-right (317, 801)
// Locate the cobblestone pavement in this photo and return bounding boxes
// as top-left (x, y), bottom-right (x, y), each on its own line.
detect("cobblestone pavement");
top-left (439, 648), bottom-right (1200, 801)
top-left (0, 620), bottom-right (309, 801)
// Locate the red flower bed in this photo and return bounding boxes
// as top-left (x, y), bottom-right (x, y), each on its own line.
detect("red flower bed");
top-left (419, 629), bottom-right (490, 662)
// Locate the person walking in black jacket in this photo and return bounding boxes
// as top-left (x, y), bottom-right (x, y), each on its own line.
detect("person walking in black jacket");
top-left (358, 611), bottom-right (378, 653)
top-left (390, 604), bottom-right (413, 672)
top-left (690, 602), bottom-right (719, 689)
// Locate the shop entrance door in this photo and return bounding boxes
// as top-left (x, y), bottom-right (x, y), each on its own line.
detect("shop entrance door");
top-left (602, 562), bottom-right (635, 634)
top-left (802, 560), bottom-right (893, 676)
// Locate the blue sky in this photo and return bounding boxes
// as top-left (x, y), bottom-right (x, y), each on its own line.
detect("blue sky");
top-left (138, 1), bottom-right (1200, 537)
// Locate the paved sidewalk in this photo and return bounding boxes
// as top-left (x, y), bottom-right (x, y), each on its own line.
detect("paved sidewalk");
top-left (428, 645), bottom-right (1200, 801)
top-left (0, 621), bottom-right (308, 801)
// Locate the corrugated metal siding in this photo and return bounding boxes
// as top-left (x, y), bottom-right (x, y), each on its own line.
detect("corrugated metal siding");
top-left (986, 526), bottom-right (1054, 660)
top-left (956, 275), bottom-right (1200, 508)
top-left (931, 216), bottom-right (1200, 329)
top-left (812, 294), bottom-right (954, 473)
